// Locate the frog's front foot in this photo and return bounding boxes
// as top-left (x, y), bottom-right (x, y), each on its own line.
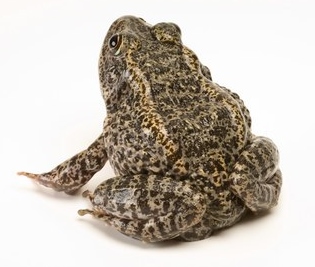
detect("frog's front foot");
top-left (77, 208), bottom-right (110, 220)
top-left (78, 191), bottom-right (111, 220)
top-left (78, 209), bottom-right (94, 216)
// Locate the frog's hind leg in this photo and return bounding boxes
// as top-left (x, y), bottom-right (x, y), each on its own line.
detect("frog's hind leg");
top-left (17, 134), bottom-right (107, 194)
top-left (78, 174), bottom-right (207, 242)
top-left (230, 136), bottom-right (282, 212)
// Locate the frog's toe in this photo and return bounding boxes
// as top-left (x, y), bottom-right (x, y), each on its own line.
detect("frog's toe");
top-left (78, 209), bottom-right (94, 216)
top-left (17, 171), bottom-right (41, 180)
top-left (78, 208), bottom-right (110, 223)
top-left (17, 170), bottom-right (76, 193)
top-left (82, 190), bottom-right (93, 198)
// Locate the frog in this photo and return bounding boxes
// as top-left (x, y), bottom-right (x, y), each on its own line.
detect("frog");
top-left (18, 15), bottom-right (282, 242)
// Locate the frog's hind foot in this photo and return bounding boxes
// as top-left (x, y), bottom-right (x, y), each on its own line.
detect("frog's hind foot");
top-left (230, 136), bottom-right (282, 212)
top-left (17, 134), bottom-right (108, 194)
top-left (17, 171), bottom-right (54, 188)
top-left (17, 170), bottom-right (79, 195)
top-left (17, 171), bottom-right (40, 180)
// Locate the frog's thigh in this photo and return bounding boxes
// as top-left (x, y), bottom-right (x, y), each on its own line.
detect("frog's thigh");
top-left (93, 174), bottom-right (206, 242)
top-left (175, 209), bottom-right (214, 241)
top-left (230, 136), bottom-right (282, 212)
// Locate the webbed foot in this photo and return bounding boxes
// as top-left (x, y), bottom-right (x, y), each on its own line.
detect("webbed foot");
top-left (17, 134), bottom-right (107, 194)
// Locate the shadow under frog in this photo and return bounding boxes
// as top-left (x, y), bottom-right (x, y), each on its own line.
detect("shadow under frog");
top-left (18, 15), bottom-right (282, 242)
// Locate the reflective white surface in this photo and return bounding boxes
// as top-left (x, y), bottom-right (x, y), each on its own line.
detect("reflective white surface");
top-left (1, 1), bottom-right (314, 266)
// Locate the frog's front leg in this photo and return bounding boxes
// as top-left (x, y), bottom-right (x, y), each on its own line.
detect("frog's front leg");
top-left (78, 174), bottom-right (206, 242)
top-left (18, 134), bottom-right (107, 194)
top-left (230, 136), bottom-right (282, 212)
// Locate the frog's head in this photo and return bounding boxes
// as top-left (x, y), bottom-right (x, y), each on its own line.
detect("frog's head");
top-left (98, 16), bottom-right (184, 113)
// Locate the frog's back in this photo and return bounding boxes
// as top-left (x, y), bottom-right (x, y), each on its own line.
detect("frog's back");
top-left (150, 77), bottom-right (249, 168)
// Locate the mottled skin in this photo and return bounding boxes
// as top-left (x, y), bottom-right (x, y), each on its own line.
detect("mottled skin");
top-left (18, 16), bottom-right (282, 242)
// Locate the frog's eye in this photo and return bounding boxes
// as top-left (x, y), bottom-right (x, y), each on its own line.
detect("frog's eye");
top-left (109, 34), bottom-right (122, 55)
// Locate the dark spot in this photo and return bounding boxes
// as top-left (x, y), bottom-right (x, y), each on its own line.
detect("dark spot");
top-left (150, 190), bottom-right (159, 198)
top-left (162, 201), bottom-right (170, 212)
top-left (148, 226), bottom-right (155, 234)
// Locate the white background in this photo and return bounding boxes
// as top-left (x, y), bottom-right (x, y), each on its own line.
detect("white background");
top-left (1, 0), bottom-right (314, 266)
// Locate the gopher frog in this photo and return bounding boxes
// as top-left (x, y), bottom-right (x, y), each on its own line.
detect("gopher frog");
top-left (19, 16), bottom-right (282, 242)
